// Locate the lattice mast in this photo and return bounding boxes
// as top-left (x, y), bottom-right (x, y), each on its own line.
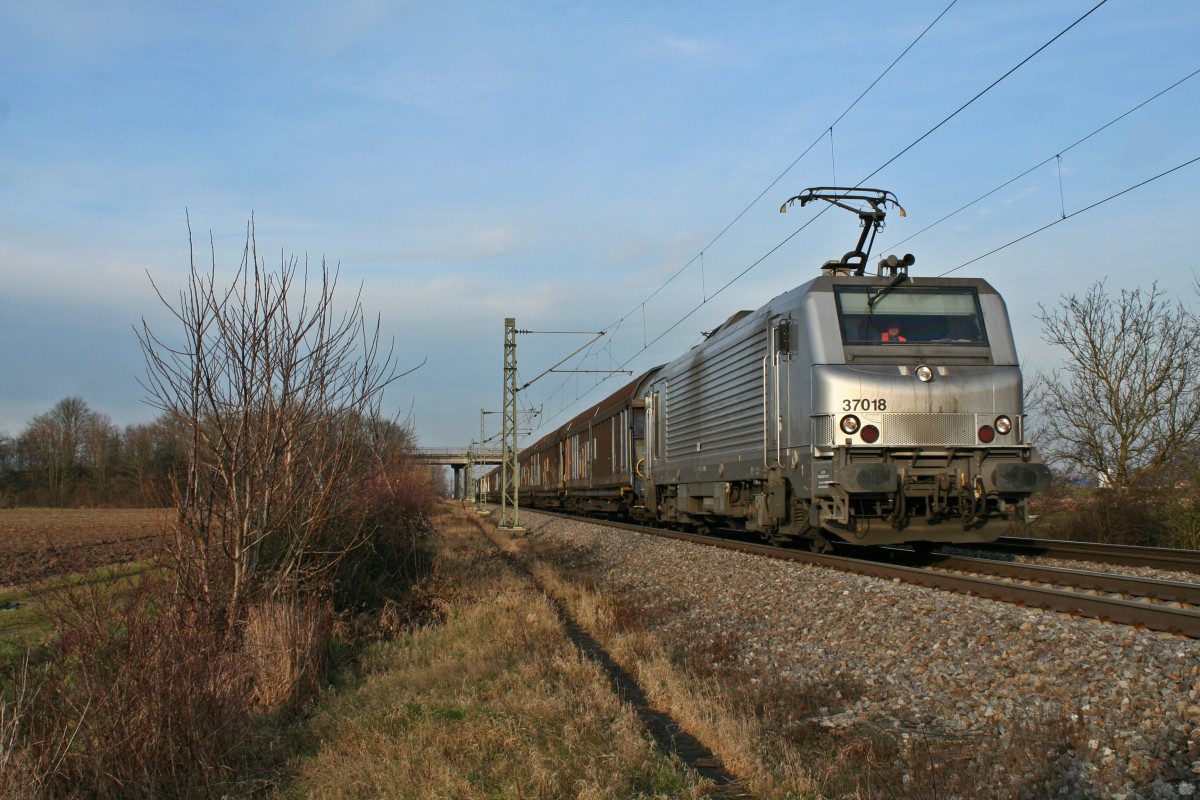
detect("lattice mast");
top-left (499, 317), bottom-right (524, 530)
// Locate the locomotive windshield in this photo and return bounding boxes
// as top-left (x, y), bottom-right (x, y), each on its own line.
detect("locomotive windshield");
top-left (834, 286), bottom-right (988, 346)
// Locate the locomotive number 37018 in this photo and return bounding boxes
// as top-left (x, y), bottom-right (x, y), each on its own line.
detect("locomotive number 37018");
top-left (842, 398), bottom-right (887, 411)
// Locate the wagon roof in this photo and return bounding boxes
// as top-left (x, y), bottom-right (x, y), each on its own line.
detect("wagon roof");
top-left (520, 366), bottom-right (662, 456)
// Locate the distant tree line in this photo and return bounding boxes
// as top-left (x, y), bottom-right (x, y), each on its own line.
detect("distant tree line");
top-left (0, 396), bottom-right (437, 509)
top-left (0, 397), bottom-right (188, 507)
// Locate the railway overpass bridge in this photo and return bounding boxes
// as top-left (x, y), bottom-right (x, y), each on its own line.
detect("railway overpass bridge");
top-left (414, 447), bottom-right (503, 500)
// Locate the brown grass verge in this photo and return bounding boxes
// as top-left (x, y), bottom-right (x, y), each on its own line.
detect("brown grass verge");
top-left (277, 506), bottom-right (709, 799)
top-left (0, 478), bottom-right (438, 798)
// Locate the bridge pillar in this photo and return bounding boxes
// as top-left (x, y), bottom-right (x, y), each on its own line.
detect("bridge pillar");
top-left (451, 465), bottom-right (465, 500)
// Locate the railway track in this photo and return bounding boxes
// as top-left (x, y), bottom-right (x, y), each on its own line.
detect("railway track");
top-left (957, 535), bottom-right (1200, 574)
top-left (528, 510), bottom-right (1200, 638)
top-left (870, 547), bottom-right (1200, 635)
top-left (880, 549), bottom-right (1200, 604)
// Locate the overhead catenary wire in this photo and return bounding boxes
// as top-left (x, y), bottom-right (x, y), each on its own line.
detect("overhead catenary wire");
top-left (526, 2), bottom-right (960, 434)
top-left (599, 0), bottom-right (960, 337)
top-left (936, 154), bottom-right (1200, 278)
top-left (879, 64), bottom-right (1200, 253)
top-left (528, 2), bottom-right (1106, 436)
top-left (858, 0), bottom-right (1110, 187)
top-left (635, 0), bottom-right (1113, 340)
top-left (507, 154), bottom-right (1200, 439)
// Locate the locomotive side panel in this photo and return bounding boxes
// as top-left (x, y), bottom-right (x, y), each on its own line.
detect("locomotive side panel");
top-left (663, 312), bottom-right (770, 464)
top-left (646, 303), bottom-right (797, 530)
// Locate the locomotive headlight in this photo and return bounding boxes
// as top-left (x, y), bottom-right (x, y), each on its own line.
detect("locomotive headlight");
top-left (915, 364), bottom-right (934, 382)
top-left (994, 415), bottom-right (1013, 435)
top-left (840, 415), bottom-right (861, 435)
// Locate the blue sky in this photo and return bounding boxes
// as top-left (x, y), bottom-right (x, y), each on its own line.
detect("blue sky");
top-left (2, 1), bottom-right (1199, 448)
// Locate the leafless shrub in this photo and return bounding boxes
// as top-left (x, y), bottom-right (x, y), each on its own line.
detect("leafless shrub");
top-left (1053, 487), bottom-right (1166, 545)
top-left (1165, 498), bottom-right (1200, 549)
top-left (12, 574), bottom-right (253, 799)
top-left (326, 452), bottom-right (437, 613)
top-left (0, 220), bottom-right (443, 799)
top-left (1026, 484), bottom-right (1200, 547)
top-left (137, 215), bottom-right (422, 627)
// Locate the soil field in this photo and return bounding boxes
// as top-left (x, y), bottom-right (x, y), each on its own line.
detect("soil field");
top-left (0, 508), bottom-right (169, 589)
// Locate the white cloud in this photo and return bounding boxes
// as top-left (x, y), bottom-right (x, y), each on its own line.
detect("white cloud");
top-left (0, 239), bottom-right (161, 311)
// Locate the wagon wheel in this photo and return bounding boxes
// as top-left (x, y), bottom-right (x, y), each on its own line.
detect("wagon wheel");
top-left (807, 534), bottom-right (835, 554)
top-left (765, 530), bottom-right (794, 547)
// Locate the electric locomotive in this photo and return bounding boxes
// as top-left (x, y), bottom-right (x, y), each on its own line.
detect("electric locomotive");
top-left (640, 188), bottom-right (1050, 549)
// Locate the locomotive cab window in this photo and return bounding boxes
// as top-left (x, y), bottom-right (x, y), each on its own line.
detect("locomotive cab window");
top-left (834, 286), bottom-right (988, 346)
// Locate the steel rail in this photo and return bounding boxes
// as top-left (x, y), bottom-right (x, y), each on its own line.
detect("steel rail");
top-left (526, 511), bottom-right (1200, 638)
top-left (878, 551), bottom-right (1200, 605)
top-left (967, 536), bottom-right (1200, 574)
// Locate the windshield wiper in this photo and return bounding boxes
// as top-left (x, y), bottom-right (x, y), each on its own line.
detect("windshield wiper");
top-left (868, 273), bottom-right (908, 309)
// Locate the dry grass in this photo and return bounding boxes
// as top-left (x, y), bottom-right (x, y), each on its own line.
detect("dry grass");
top-left (529, 558), bottom-right (820, 798)
top-left (244, 595), bottom-right (334, 713)
top-left (0, 574), bottom-right (255, 799)
top-left (278, 507), bottom-right (708, 799)
top-left (0, 571), bottom-right (339, 798)
top-left (0, 658), bottom-right (40, 800)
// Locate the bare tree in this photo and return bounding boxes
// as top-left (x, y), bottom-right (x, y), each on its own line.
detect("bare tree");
top-left (16, 419), bottom-right (56, 492)
top-left (119, 421), bottom-right (183, 504)
top-left (0, 430), bottom-right (14, 472)
top-left (1034, 280), bottom-right (1200, 488)
top-left (137, 217), bottom-right (416, 625)
top-left (80, 410), bottom-right (119, 497)
top-left (16, 397), bottom-right (112, 500)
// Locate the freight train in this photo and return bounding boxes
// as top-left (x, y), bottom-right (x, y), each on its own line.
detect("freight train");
top-left (482, 188), bottom-right (1050, 550)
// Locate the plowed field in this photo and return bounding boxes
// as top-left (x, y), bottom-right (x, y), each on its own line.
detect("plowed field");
top-left (0, 508), bottom-right (168, 588)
